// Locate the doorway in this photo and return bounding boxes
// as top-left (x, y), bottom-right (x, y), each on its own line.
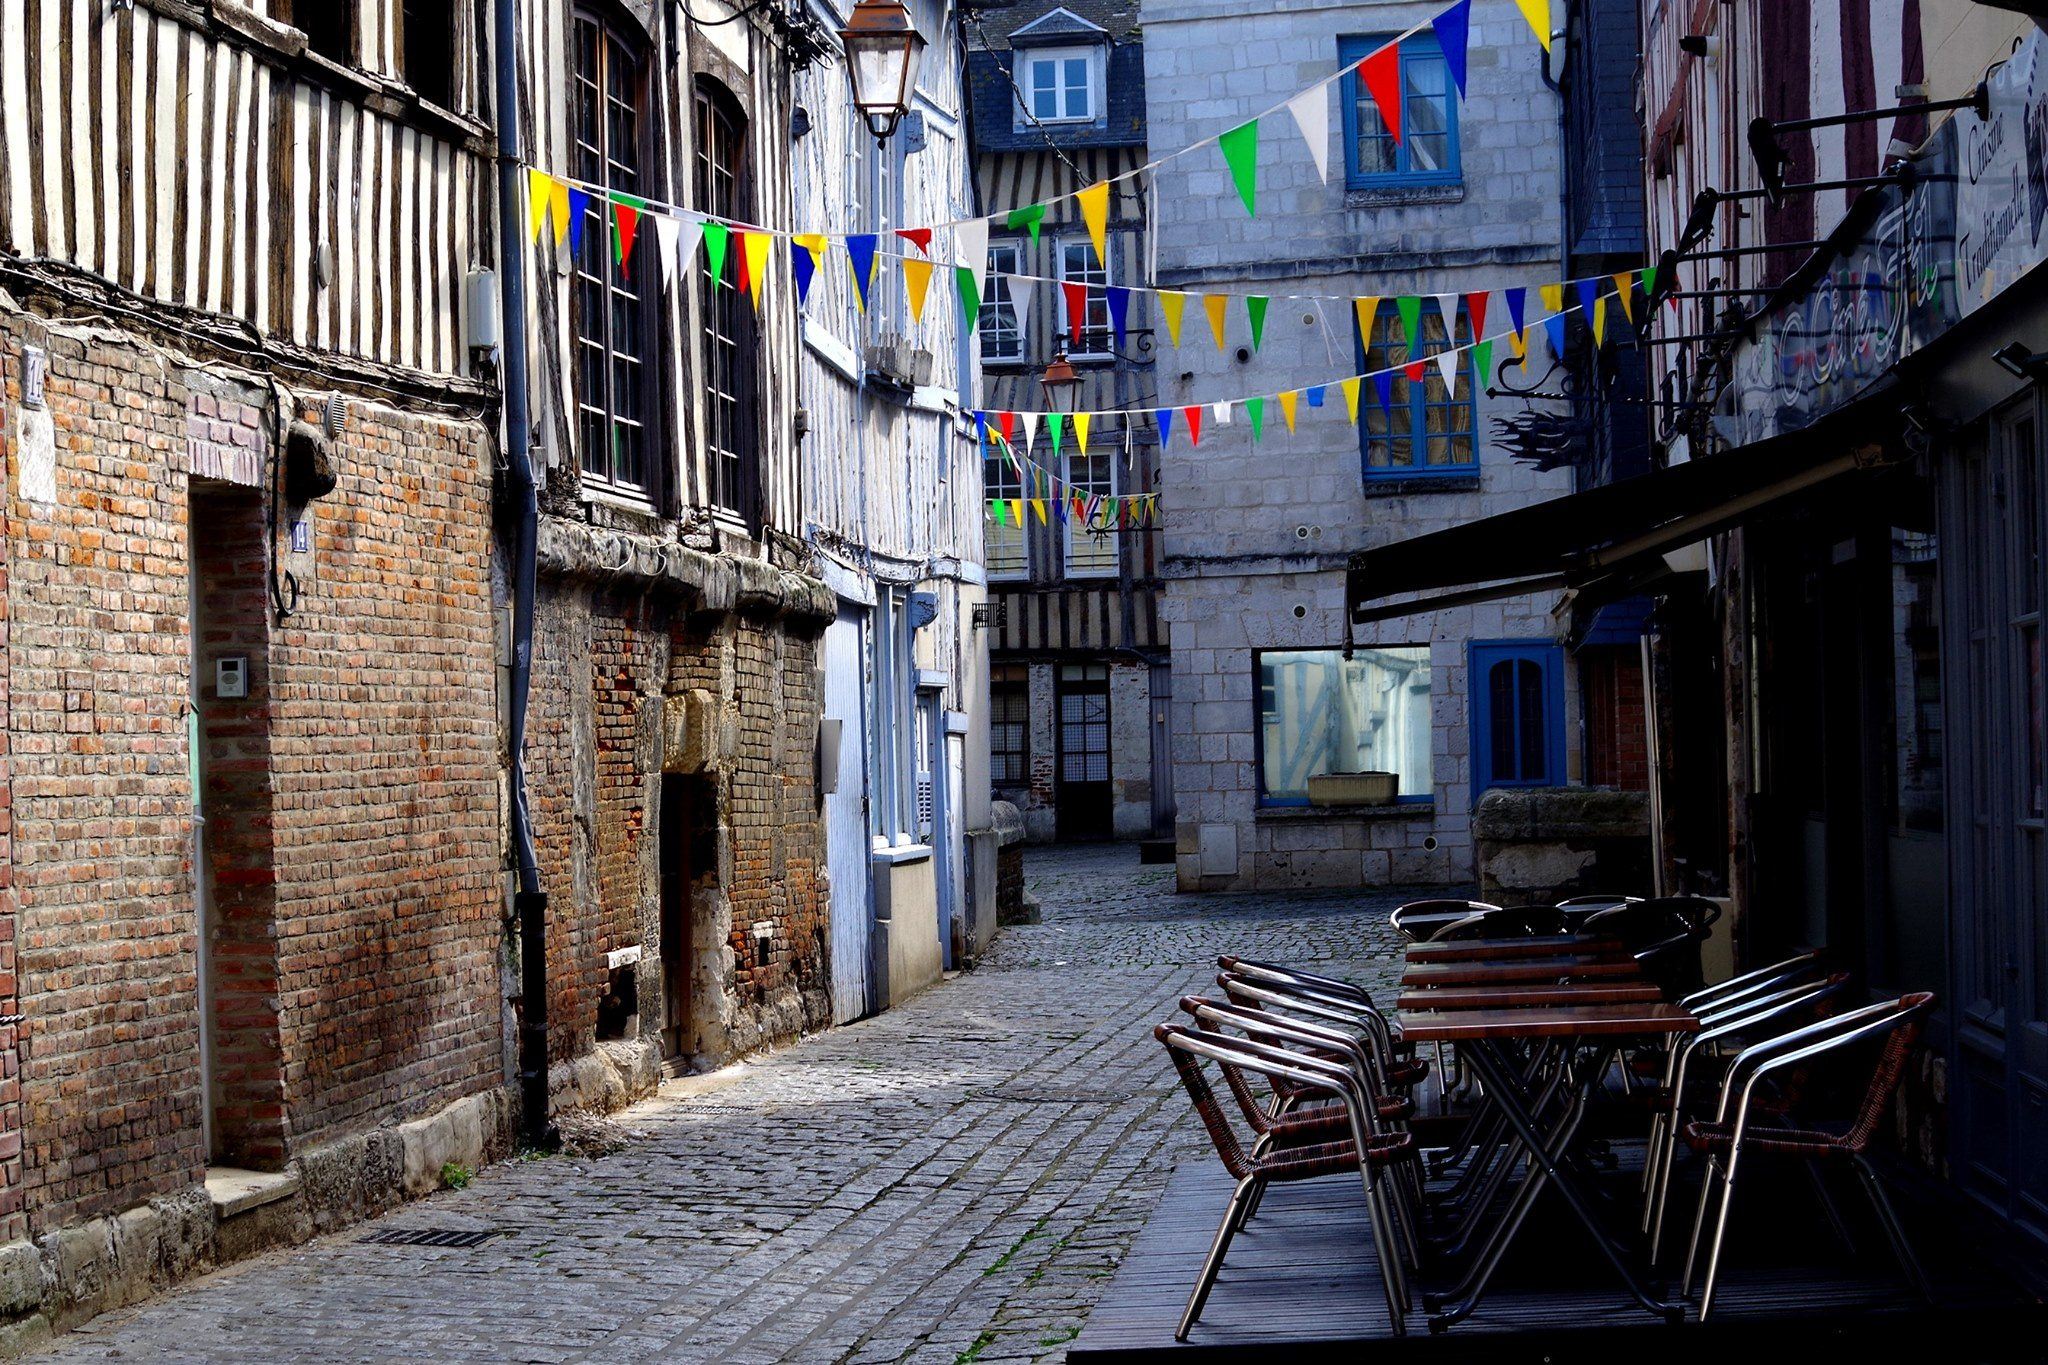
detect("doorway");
top-left (1055, 663), bottom-right (1112, 840)
top-left (658, 772), bottom-right (711, 1062)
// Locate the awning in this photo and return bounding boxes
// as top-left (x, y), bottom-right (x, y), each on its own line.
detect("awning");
top-left (1346, 384), bottom-right (1901, 626)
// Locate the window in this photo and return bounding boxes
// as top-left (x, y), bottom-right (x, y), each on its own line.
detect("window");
top-left (1470, 642), bottom-right (1566, 795)
top-left (984, 433), bottom-right (1027, 579)
top-left (1256, 647), bottom-right (1434, 806)
top-left (1063, 443), bottom-right (1117, 578)
top-left (868, 590), bottom-right (921, 847)
top-left (292, 1), bottom-right (355, 65)
top-left (982, 242), bottom-right (1025, 364)
top-left (401, 1), bottom-right (456, 108)
top-left (1057, 238), bottom-right (1112, 361)
top-left (991, 667), bottom-right (1029, 786)
top-left (696, 81), bottom-right (758, 523)
top-left (1018, 46), bottom-right (1098, 124)
top-left (1358, 305), bottom-right (1477, 479)
top-left (1339, 34), bottom-right (1459, 187)
top-left (573, 13), bottom-right (656, 498)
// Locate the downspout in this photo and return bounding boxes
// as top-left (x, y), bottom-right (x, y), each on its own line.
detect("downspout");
top-left (493, 0), bottom-right (552, 1150)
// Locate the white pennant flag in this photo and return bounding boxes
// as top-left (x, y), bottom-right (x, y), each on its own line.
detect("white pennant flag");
top-left (1435, 347), bottom-right (1461, 392)
top-left (1022, 410), bottom-right (1038, 459)
top-left (954, 216), bottom-right (990, 277)
top-left (1008, 273), bottom-right (1033, 338)
top-left (657, 213), bottom-right (705, 291)
top-left (1434, 292), bottom-right (1460, 343)
top-left (1212, 399), bottom-right (1233, 426)
top-left (1286, 86), bottom-right (1331, 184)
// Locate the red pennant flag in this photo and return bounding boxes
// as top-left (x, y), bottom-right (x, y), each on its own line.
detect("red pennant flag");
top-left (895, 227), bottom-right (933, 256)
top-left (1403, 359), bottom-right (1427, 383)
top-left (1465, 291), bottom-right (1489, 341)
top-left (1360, 44), bottom-right (1403, 144)
top-left (997, 411), bottom-right (1016, 444)
top-left (616, 204), bottom-right (642, 271)
top-left (733, 230), bottom-right (752, 297)
top-left (1062, 281), bottom-right (1088, 344)
top-left (1184, 406), bottom-right (1203, 447)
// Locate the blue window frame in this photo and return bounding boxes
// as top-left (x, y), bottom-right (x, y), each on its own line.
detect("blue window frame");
top-left (1338, 34), bottom-right (1460, 189)
top-left (1356, 305), bottom-right (1478, 479)
top-left (1469, 641), bottom-right (1566, 800)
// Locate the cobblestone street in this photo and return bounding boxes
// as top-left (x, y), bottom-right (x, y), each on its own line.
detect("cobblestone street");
top-left (35, 846), bottom-right (1410, 1364)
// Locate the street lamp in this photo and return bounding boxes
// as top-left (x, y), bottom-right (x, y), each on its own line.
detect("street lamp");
top-left (1039, 353), bottom-right (1082, 414)
top-left (841, 0), bottom-right (927, 146)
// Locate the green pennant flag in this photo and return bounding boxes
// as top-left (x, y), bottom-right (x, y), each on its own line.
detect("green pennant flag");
top-left (1246, 296), bottom-right (1269, 351)
top-left (703, 221), bottom-right (731, 285)
top-left (991, 499), bottom-right (1007, 525)
top-left (956, 265), bottom-right (982, 324)
top-left (1048, 412), bottom-right (1065, 461)
top-left (1219, 119), bottom-right (1259, 218)
top-left (1396, 296), bottom-right (1422, 353)
top-left (1473, 340), bottom-right (1494, 387)
top-left (1246, 395), bottom-right (1265, 442)
top-left (1007, 203), bottom-right (1047, 244)
top-left (1639, 264), bottom-right (1658, 296)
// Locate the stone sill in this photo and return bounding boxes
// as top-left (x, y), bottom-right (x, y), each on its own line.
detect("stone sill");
top-left (1256, 803), bottom-right (1436, 822)
top-left (1362, 474), bottom-right (1482, 497)
top-left (872, 842), bottom-right (934, 867)
top-left (206, 1166), bottom-right (301, 1220)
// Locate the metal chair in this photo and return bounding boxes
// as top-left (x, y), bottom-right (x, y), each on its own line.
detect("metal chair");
top-left (1585, 897), bottom-right (1721, 997)
top-left (1680, 992), bottom-right (1937, 1319)
top-left (1390, 898), bottom-right (1499, 942)
top-left (1157, 1022), bottom-right (1415, 1338)
top-left (1429, 905), bottom-right (1571, 941)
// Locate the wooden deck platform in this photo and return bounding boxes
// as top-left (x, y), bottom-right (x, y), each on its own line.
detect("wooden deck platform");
top-left (1070, 1148), bottom-right (2045, 1362)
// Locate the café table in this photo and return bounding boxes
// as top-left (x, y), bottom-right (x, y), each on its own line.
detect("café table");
top-left (1399, 1000), bottom-right (1699, 1332)
top-left (1401, 956), bottom-right (1643, 988)
top-left (1407, 934), bottom-right (1628, 963)
top-left (1395, 981), bottom-right (1663, 1011)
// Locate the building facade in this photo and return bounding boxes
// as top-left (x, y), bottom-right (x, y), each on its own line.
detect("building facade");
top-left (967, 0), bottom-right (1172, 846)
top-left (1144, 0), bottom-right (1577, 891)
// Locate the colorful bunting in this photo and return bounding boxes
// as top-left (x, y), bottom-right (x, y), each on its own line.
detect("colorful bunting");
top-left (1157, 408), bottom-right (1174, 449)
top-left (1161, 291), bottom-right (1187, 347)
top-left (1466, 290), bottom-right (1490, 340)
top-left (1403, 359), bottom-right (1427, 384)
top-left (954, 218), bottom-right (989, 283)
top-left (1515, 0), bottom-right (1553, 52)
top-left (1075, 412), bottom-right (1092, 454)
top-left (652, 215), bottom-right (685, 292)
top-left (1305, 385), bottom-right (1325, 408)
top-left (991, 499), bottom-right (1007, 526)
top-left (1574, 278), bottom-right (1599, 330)
top-left (1435, 348), bottom-right (1460, 391)
top-left (1640, 263), bottom-right (1659, 300)
top-left (1107, 286), bottom-right (1132, 348)
top-left (1184, 406), bottom-right (1203, 446)
top-left (1047, 412), bottom-right (1065, 461)
top-left (1397, 295), bottom-right (1422, 353)
top-left (846, 233), bottom-right (878, 311)
top-left (704, 220), bottom-right (731, 286)
top-left (1433, 293), bottom-right (1459, 343)
top-left (1473, 339), bottom-right (1495, 386)
top-left (791, 233), bottom-right (825, 306)
top-left (1505, 286), bottom-right (1528, 341)
top-left (1203, 294), bottom-right (1229, 351)
top-left (1007, 203), bottom-right (1047, 244)
top-left (997, 411), bottom-right (1016, 446)
top-left (1613, 271), bottom-right (1636, 322)
top-left (904, 257), bottom-right (934, 324)
top-left (896, 227), bottom-right (932, 256)
top-left (567, 190), bottom-right (592, 254)
top-left (1433, 0), bottom-right (1473, 96)
top-left (1591, 296), bottom-right (1607, 347)
top-left (743, 230), bottom-right (771, 308)
top-left (957, 266), bottom-right (983, 325)
top-left (549, 180), bottom-right (570, 245)
top-left (1219, 120), bottom-right (1260, 217)
top-left (1539, 282), bottom-right (1564, 317)
top-left (613, 195), bottom-right (645, 272)
top-left (1246, 395), bottom-right (1265, 442)
top-left (1277, 389), bottom-right (1299, 433)
top-left (1031, 497), bottom-right (1048, 526)
top-left (1246, 296), bottom-right (1269, 351)
top-left (1076, 181), bottom-right (1111, 264)
top-left (1286, 87), bottom-right (1331, 183)
top-left (1062, 281), bottom-right (1088, 345)
top-left (527, 170), bottom-right (554, 241)
top-left (1359, 44), bottom-right (1403, 144)
top-left (1008, 272), bottom-right (1033, 337)
top-left (733, 230), bottom-right (754, 298)
top-left (1212, 399), bottom-right (1233, 425)
top-left (1373, 371), bottom-right (1394, 415)
top-left (1339, 377), bottom-right (1361, 423)
top-left (1543, 313), bottom-right (1567, 356)
top-left (1355, 296), bottom-right (1382, 350)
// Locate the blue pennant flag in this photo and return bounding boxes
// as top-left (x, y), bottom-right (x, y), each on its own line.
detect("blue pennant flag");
top-left (845, 234), bottom-right (879, 311)
top-left (1157, 407), bottom-right (1174, 450)
top-left (1055, 495), bottom-right (1070, 524)
top-left (792, 241), bottom-right (818, 305)
top-left (973, 410), bottom-right (989, 449)
top-left (567, 190), bottom-right (592, 255)
top-left (1505, 286), bottom-right (1528, 339)
top-left (1305, 385), bottom-right (1325, 408)
top-left (1373, 371), bottom-right (1394, 414)
top-left (1575, 277), bottom-right (1600, 326)
top-left (1107, 286), bottom-right (1132, 349)
top-left (1432, 0), bottom-right (1473, 97)
top-left (1544, 314), bottom-right (1568, 356)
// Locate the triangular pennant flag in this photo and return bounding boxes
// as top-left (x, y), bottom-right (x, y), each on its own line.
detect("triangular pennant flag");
top-left (1397, 296), bottom-right (1422, 353)
top-left (1184, 406), bottom-right (1203, 446)
top-left (1591, 296), bottom-right (1608, 347)
top-left (997, 411), bottom-right (1015, 445)
top-left (1074, 412), bottom-right (1091, 455)
top-left (1339, 377), bottom-right (1361, 422)
top-left (1212, 400), bottom-right (1233, 426)
top-left (1466, 291), bottom-right (1490, 341)
top-left (954, 217), bottom-right (989, 281)
top-left (1277, 389), bottom-right (1299, 433)
top-left (566, 190), bottom-right (592, 255)
top-left (1574, 278), bottom-right (1599, 327)
top-left (793, 232), bottom-right (828, 268)
top-left (1435, 348), bottom-right (1460, 391)
top-left (613, 195), bottom-right (646, 272)
top-left (549, 180), bottom-right (571, 245)
top-left (895, 227), bottom-right (932, 256)
top-left (1076, 181), bottom-right (1111, 264)
top-left (1219, 119), bottom-right (1260, 217)
top-left (743, 229), bottom-right (771, 309)
top-left (1640, 264), bottom-right (1658, 298)
top-left (1008, 273), bottom-right (1033, 337)
top-left (733, 229), bottom-right (754, 298)
top-left (1507, 327), bottom-right (1528, 361)
top-left (1006, 203), bottom-right (1047, 243)
top-left (1022, 411), bottom-right (1038, 459)
top-left (1062, 280), bottom-right (1088, 344)
top-left (1515, 0), bottom-right (1552, 51)
top-left (1055, 495), bottom-right (1070, 525)
top-left (1373, 371), bottom-right (1395, 414)
top-left (1360, 43), bottom-right (1403, 144)
top-left (1107, 286), bottom-right (1131, 348)
top-left (1305, 386), bottom-right (1325, 408)
top-left (1286, 87), bottom-right (1331, 183)
top-left (1011, 498), bottom-right (1025, 527)
top-left (1048, 412), bottom-right (1065, 461)
top-left (1157, 407), bottom-right (1174, 449)
top-left (1540, 282), bottom-right (1565, 317)
top-left (1203, 294), bottom-right (1229, 351)
top-left (1246, 396), bottom-right (1265, 442)
top-left (1433, 293), bottom-right (1460, 344)
top-left (1355, 296), bottom-right (1382, 350)
top-left (653, 215), bottom-right (684, 290)
top-left (1613, 271), bottom-right (1636, 322)
top-left (703, 220), bottom-right (731, 285)
top-left (1031, 498), bottom-right (1048, 526)
top-left (527, 170), bottom-right (554, 241)
top-left (1473, 340), bottom-right (1495, 386)
top-left (1246, 296), bottom-right (1269, 351)
top-left (791, 237), bottom-right (819, 306)
top-left (956, 266), bottom-right (982, 325)
top-left (1433, 0), bottom-right (1473, 96)
top-left (845, 234), bottom-right (879, 311)
top-left (973, 411), bottom-right (989, 448)
top-left (1544, 314), bottom-right (1567, 356)
top-left (1161, 291), bottom-right (1188, 347)
top-left (904, 257), bottom-right (934, 324)
top-left (1403, 359), bottom-right (1427, 384)
top-left (1505, 287), bottom-right (1528, 340)
top-left (991, 499), bottom-right (1007, 526)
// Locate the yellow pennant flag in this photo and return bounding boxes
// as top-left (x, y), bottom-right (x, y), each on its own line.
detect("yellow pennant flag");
top-left (1515, 0), bottom-right (1552, 51)
top-left (1203, 294), bottom-right (1229, 351)
top-left (1076, 181), bottom-right (1111, 265)
top-left (1591, 296), bottom-right (1607, 347)
top-left (1539, 282), bottom-right (1564, 316)
top-left (1032, 498), bottom-right (1048, 525)
top-left (744, 230), bottom-right (772, 309)
top-left (527, 170), bottom-right (554, 241)
top-left (1011, 498), bottom-right (1025, 526)
top-left (549, 180), bottom-right (571, 245)
top-left (1339, 376), bottom-right (1361, 423)
top-left (1613, 271), bottom-right (1635, 322)
top-left (1160, 291), bottom-right (1187, 347)
top-left (1507, 328), bottom-right (1528, 360)
top-left (1074, 412), bottom-right (1091, 455)
top-left (1277, 389), bottom-right (1298, 433)
top-left (1354, 296), bottom-right (1382, 349)
top-left (793, 233), bottom-right (828, 268)
top-left (903, 257), bottom-right (934, 324)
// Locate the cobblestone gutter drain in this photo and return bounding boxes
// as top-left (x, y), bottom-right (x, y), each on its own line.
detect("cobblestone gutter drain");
top-left (360, 1228), bottom-right (505, 1248)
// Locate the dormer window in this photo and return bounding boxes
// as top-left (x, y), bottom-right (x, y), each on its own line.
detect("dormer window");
top-left (1019, 45), bottom-right (1099, 123)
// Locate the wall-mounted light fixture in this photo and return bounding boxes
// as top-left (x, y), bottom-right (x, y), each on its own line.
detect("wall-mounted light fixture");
top-left (1992, 342), bottom-right (2048, 384)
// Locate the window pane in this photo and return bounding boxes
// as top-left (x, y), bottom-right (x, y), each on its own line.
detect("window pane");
top-left (1258, 648), bottom-right (1433, 803)
top-left (1488, 661), bottom-right (1518, 779)
top-left (572, 15), bottom-right (652, 495)
top-left (1517, 660), bottom-right (1547, 780)
top-left (1065, 445), bottom-right (1118, 576)
top-left (984, 440), bottom-right (1027, 576)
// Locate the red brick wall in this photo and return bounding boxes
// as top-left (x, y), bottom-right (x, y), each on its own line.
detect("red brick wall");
top-left (0, 343), bottom-right (21, 1241)
top-left (1585, 647), bottom-right (1651, 792)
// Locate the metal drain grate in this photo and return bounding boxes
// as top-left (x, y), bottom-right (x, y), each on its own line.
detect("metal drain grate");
top-left (361, 1227), bottom-right (503, 1248)
top-left (972, 1087), bottom-right (1146, 1105)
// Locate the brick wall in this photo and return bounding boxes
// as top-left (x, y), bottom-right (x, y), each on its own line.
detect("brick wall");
top-left (1584, 647), bottom-right (1650, 791)
top-left (0, 342), bottom-right (19, 1242)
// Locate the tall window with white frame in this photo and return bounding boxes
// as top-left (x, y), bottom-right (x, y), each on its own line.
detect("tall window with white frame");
top-left (573, 11), bottom-right (656, 499)
top-left (1063, 432), bottom-right (1117, 578)
top-left (981, 242), bottom-right (1025, 364)
top-left (1057, 238), bottom-right (1112, 360)
top-left (985, 438), bottom-right (1028, 579)
top-left (696, 80), bottom-right (758, 525)
top-left (1017, 45), bottom-right (1099, 125)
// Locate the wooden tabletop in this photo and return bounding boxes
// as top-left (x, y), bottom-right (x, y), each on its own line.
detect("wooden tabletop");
top-left (1401, 957), bottom-right (1645, 987)
top-left (1399, 1002), bottom-right (1699, 1043)
top-left (1407, 935), bottom-right (1627, 963)
top-left (1394, 982), bottom-right (1664, 1011)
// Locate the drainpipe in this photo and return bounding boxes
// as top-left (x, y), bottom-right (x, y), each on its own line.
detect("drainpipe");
top-left (493, 0), bottom-right (552, 1150)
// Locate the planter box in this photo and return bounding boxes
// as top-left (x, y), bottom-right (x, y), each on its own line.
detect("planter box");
top-left (1307, 771), bottom-right (1398, 807)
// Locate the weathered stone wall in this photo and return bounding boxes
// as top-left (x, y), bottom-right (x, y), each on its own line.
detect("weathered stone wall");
top-left (1472, 787), bottom-right (1653, 905)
